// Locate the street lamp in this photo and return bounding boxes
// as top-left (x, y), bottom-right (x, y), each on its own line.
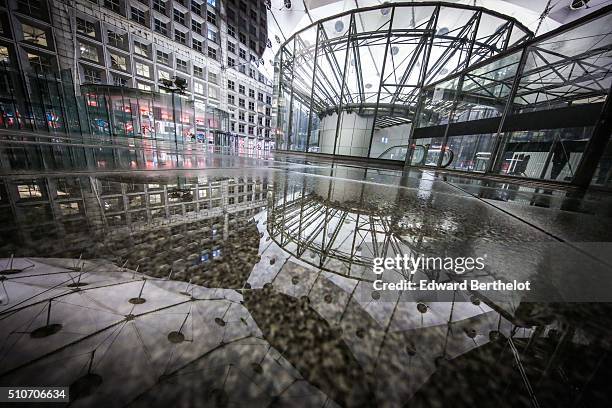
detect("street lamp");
top-left (159, 76), bottom-right (187, 148)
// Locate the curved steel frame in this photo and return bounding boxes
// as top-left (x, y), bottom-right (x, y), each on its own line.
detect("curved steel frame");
top-left (274, 1), bottom-right (532, 155)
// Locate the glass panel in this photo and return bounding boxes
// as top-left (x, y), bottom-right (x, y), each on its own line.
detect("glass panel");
top-left (591, 137), bottom-right (612, 187)
top-left (497, 126), bottom-right (593, 181)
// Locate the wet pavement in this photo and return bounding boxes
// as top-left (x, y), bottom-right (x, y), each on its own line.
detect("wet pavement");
top-left (1, 140), bottom-right (612, 407)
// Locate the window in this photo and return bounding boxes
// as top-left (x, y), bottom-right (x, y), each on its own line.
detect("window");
top-left (108, 31), bottom-right (126, 49)
top-left (110, 52), bottom-right (127, 71)
top-left (83, 68), bottom-right (101, 83)
top-left (191, 1), bottom-right (201, 15)
top-left (192, 38), bottom-right (202, 52)
top-left (153, 0), bottom-right (166, 14)
top-left (227, 56), bottom-right (234, 67)
top-left (27, 53), bottom-right (52, 72)
top-left (206, 10), bottom-right (216, 25)
top-left (134, 41), bottom-right (149, 57)
top-left (149, 194), bottom-right (162, 205)
top-left (230, 122), bottom-right (235, 132)
top-left (258, 92), bottom-right (263, 102)
top-left (175, 30), bottom-right (186, 44)
top-left (227, 79), bottom-right (235, 90)
top-left (238, 48), bottom-right (245, 59)
top-left (228, 94), bottom-right (234, 104)
top-left (76, 18), bottom-right (96, 37)
top-left (17, 184), bottom-right (42, 199)
top-left (239, 32), bottom-right (246, 44)
top-left (154, 19), bottom-right (167, 35)
top-left (238, 84), bottom-right (245, 94)
top-left (265, 107), bottom-right (271, 116)
top-left (22, 24), bottom-right (47, 47)
top-left (192, 20), bottom-right (201, 34)
top-left (194, 82), bottom-right (204, 95)
top-left (131, 7), bottom-right (146, 25)
top-left (112, 75), bottom-right (127, 86)
top-left (249, 89), bottom-right (254, 98)
top-left (104, 0), bottom-right (120, 13)
top-left (156, 50), bottom-right (169, 65)
top-left (248, 114), bottom-right (254, 123)
top-left (227, 42), bottom-right (235, 54)
top-left (238, 98), bottom-right (245, 108)
top-left (17, 0), bottom-right (44, 17)
top-left (79, 42), bottom-right (99, 62)
top-left (176, 58), bottom-right (187, 71)
top-left (158, 70), bottom-right (170, 80)
top-left (194, 65), bottom-right (203, 77)
top-left (238, 111), bottom-right (245, 121)
top-left (239, 123), bottom-right (245, 133)
top-left (227, 24), bottom-right (235, 38)
top-left (265, 118), bottom-right (271, 127)
top-left (248, 101), bottom-right (254, 111)
top-left (135, 62), bottom-right (150, 78)
top-left (173, 9), bottom-right (185, 25)
top-left (137, 82), bottom-right (151, 91)
top-left (266, 95), bottom-right (271, 104)
top-left (0, 46), bottom-right (9, 63)
top-left (248, 126), bottom-right (254, 135)
top-left (208, 71), bottom-right (217, 84)
top-left (207, 0), bottom-right (216, 6)
top-left (208, 86), bottom-right (219, 99)
top-left (207, 28), bottom-right (217, 43)
top-left (207, 46), bottom-right (216, 60)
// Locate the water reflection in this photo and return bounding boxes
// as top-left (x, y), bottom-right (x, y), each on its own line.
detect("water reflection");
top-left (0, 169), bottom-right (611, 407)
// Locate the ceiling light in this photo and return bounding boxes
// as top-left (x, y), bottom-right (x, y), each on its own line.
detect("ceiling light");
top-left (381, 2), bottom-right (391, 16)
top-left (570, 0), bottom-right (590, 9)
top-left (284, 0), bottom-right (291, 9)
top-left (335, 20), bottom-right (344, 33)
top-left (391, 46), bottom-right (399, 55)
top-left (436, 27), bottom-right (449, 36)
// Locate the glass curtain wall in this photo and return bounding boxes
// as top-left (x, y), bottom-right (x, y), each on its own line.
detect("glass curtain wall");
top-left (493, 11), bottom-right (612, 182)
top-left (409, 6), bottom-right (612, 185)
top-left (274, 2), bottom-right (531, 160)
top-left (81, 85), bottom-right (228, 144)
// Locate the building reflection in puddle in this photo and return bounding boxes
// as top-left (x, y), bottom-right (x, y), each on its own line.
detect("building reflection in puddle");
top-left (0, 172), bottom-right (611, 407)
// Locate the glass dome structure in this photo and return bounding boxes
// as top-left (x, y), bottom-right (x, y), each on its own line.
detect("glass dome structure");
top-left (274, 2), bottom-right (532, 158)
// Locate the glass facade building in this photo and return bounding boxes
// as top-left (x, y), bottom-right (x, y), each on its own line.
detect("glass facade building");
top-left (0, 0), bottom-right (275, 146)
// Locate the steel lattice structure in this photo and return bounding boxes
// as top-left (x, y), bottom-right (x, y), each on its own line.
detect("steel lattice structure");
top-left (274, 2), bottom-right (532, 153)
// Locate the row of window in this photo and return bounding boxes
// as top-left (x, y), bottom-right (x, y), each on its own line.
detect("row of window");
top-left (229, 109), bottom-right (271, 124)
top-left (81, 64), bottom-right (223, 98)
top-left (229, 122), bottom-right (271, 137)
top-left (226, 95), bottom-right (271, 112)
top-left (102, 0), bottom-right (217, 18)
top-left (227, 112), bottom-right (272, 127)
top-left (226, 23), bottom-right (259, 55)
top-left (226, 80), bottom-right (272, 104)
